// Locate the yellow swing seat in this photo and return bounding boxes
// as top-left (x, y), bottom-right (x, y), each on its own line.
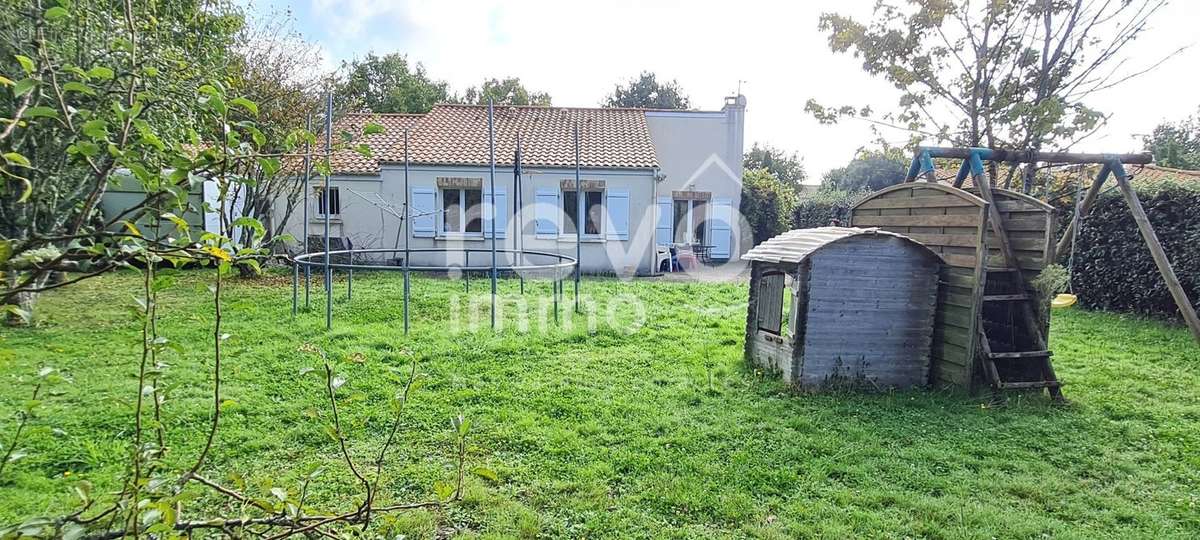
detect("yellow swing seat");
top-left (1051, 293), bottom-right (1078, 309)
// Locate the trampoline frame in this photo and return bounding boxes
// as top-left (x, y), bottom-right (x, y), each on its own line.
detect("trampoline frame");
top-left (289, 97), bottom-right (583, 332)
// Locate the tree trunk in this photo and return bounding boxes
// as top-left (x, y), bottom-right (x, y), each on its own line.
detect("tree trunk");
top-left (4, 270), bottom-right (44, 327)
top-left (5, 291), bottom-right (36, 326)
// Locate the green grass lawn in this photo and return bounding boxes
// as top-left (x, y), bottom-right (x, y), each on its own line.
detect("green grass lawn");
top-left (1, 270), bottom-right (1198, 538)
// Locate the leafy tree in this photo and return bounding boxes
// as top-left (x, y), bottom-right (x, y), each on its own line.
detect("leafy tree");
top-left (603, 71), bottom-right (690, 109)
top-left (821, 148), bottom-right (909, 192)
top-left (0, 0), bottom-right (245, 320)
top-left (1, 2), bottom-right (478, 536)
top-left (740, 168), bottom-right (796, 245)
top-left (335, 53), bottom-right (449, 113)
top-left (744, 144), bottom-right (807, 193)
top-left (458, 77), bottom-right (551, 106)
top-left (225, 12), bottom-right (325, 253)
top-left (808, 0), bottom-right (1175, 192)
top-left (1144, 109), bottom-right (1200, 170)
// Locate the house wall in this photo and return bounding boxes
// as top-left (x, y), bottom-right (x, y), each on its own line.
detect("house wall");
top-left (645, 101), bottom-right (746, 260)
top-left (100, 172), bottom-right (229, 236)
top-left (100, 173), bottom-right (205, 235)
top-left (286, 174), bottom-right (389, 251)
top-left (280, 97), bottom-right (748, 274)
top-left (281, 166), bottom-right (658, 274)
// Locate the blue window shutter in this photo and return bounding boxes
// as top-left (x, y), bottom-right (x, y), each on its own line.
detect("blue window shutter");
top-left (655, 197), bottom-right (673, 245)
top-left (710, 198), bottom-right (732, 259)
top-left (483, 188), bottom-right (507, 239)
top-left (411, 187), bottom-right (436, 237)
top-left (535, 188), bottom-right (558, 236)
top-left (606, 189), bottom-right (629, 240)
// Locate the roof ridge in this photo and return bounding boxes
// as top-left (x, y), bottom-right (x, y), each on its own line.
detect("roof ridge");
top-left (344, 112), bottom-right (425, 117)
top-left (431, 103), bottom-right (628, 111)
top-left (427, 103), bottom-right (719, 114)
top-left (1143, 164), bottom-right (1200, 176)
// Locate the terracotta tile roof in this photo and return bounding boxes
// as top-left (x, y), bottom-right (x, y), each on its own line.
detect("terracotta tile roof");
top-left (377, 104), bottom-right (659, 170)
top-left (1043, 163), bottom-right (1200, 185)
top-left (938, 163), bottom-right (1200, 192)
top-left (282, 113), bottom-right (421, 176)
top-left (298, 105), bottom-right (662, 176)
top-left (324, 113), bottom-right (422, 175)
top-left (1130, 164), bottom-right (1200, 183)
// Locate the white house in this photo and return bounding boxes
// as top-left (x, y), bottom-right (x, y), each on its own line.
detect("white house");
top-left (283, 95), bottom-right (747, 275)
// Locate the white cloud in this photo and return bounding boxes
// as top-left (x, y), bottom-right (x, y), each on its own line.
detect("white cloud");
top-left (294, 0), bottom-right (1200, 177)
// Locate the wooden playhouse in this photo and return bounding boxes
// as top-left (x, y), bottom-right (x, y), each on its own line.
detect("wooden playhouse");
top-left (743, 227), bottom-right (943, 390)
top-left (849, 182), bottom-right (1059, 395)
top-left (745, 182), bottom-right (1061, 396)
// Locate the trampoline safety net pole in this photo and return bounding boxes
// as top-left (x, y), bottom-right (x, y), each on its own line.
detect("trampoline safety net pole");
top-left (489, 98), bottom-right (498, 330)
top-left (323, 90), bottom-right (333, 330)
top-left (291, 257), bottom-right (297, 316)
top-left (303, 114), bottom-right (312, 309)
top-left (574, 122), bottom-right (581, 314)
top-left (403, 128), bottom-right (410, 335)
top-left (515, 134), bottom-right (524, 295)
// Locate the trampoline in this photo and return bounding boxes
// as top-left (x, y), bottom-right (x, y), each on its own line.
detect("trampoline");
top-left (289, 247), bottom-right (578, 333)
top-left (289, 97), bottom-right (584, 332)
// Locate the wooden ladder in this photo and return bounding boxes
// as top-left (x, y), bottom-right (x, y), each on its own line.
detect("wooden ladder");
top-left (974, 180), bottom-right (1064, 401)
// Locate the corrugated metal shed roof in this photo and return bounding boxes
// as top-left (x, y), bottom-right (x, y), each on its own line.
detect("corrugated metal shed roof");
top-left (743, 226), bottom-right (939, 264)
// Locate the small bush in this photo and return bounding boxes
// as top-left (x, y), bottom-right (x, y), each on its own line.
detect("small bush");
top-left (1054, 179), bottom-right (1200, 320)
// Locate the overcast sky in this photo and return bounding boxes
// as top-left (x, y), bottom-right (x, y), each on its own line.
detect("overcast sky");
top-left (262, 0), bottom-right (1200, 180)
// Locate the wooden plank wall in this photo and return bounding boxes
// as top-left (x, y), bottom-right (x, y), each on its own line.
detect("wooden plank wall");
top-left (745, 262), bottom-right (797, 381)
top-left (969, 188), bottom-right (1056, 358)
top-left (849, 184), bottom-right (988, 388)
top-left (967, 188), bottom-right (1055, 277)
top-left (799, 236), bottom-right (940, 389)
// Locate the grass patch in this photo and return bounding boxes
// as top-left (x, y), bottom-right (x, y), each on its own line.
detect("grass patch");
top-left (1, 270), bottom-right (1197, 538)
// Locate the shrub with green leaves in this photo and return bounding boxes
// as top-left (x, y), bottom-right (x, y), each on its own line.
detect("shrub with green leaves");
top-left (792, 188), bottom-right (867, 229)
top-left (1054, 180), bottom-right (1200, 320)
top-left (740, 167), bottom-right (796, 245)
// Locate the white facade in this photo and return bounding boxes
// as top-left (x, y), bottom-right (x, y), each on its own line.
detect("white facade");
top-left (283, 96), bottom-right (747, 276)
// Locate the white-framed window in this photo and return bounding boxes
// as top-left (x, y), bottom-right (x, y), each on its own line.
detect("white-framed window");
top-left (673, 198), bottom-right (707, 244)
top-left (562, 189), bottom-right (603, 236)
top-left (442, 187), bottom-right (482, 234)
top-left (315, 186), bottom-right (340, 216)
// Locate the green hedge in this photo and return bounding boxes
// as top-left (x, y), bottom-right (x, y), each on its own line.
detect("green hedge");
top-left (741, 168), bottom-right (796, 245)
top-left (792, 189), bottom-right (867, 229)
top-left (1054, 180), bottom-right (1200, 321)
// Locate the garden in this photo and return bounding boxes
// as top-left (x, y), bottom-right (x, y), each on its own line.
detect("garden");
top-left (2, 271), bottom-right (1197, 538)
top-left (4, 0), bottom-right (1200, 537)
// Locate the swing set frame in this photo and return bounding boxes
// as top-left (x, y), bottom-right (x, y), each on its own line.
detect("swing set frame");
top-left (911, 146), bottom-right (1200, 343)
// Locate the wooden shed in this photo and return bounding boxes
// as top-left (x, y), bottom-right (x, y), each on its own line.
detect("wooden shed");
top-left (743, 227), bottom-right (943, 390)
top-left (848, 182), bottom-right (1060, 396)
